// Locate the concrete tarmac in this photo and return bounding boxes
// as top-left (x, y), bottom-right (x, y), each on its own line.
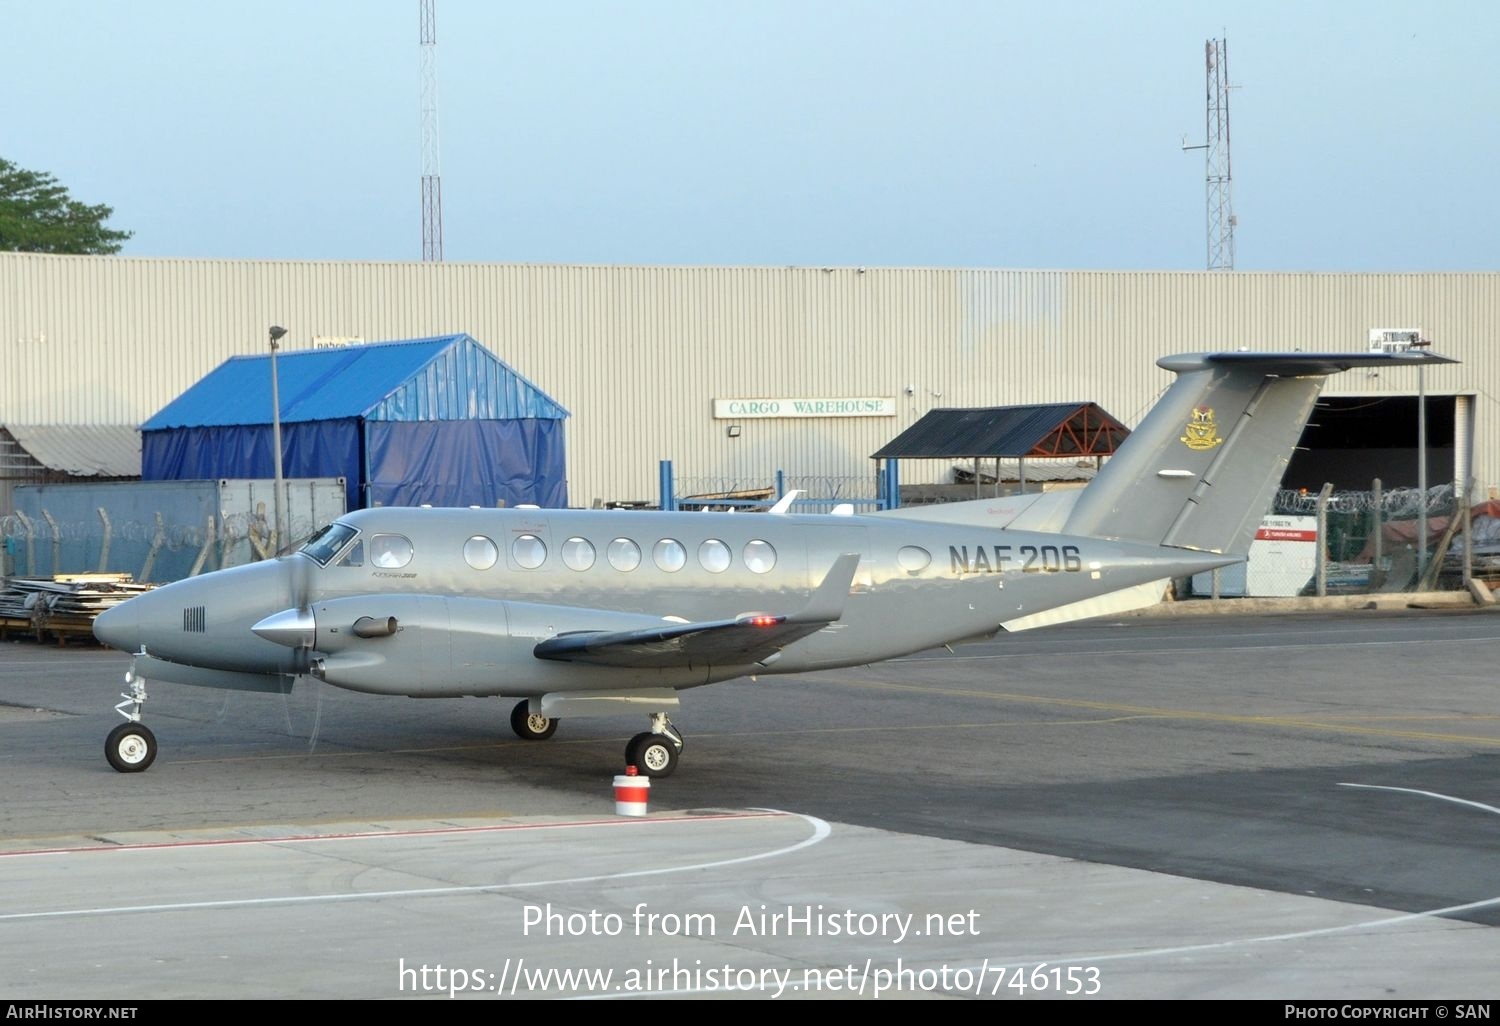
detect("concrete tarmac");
top-left (0, 605), bottom-right (1497, 1000)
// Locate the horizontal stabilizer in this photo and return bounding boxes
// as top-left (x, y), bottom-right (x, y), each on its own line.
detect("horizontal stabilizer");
top-left (534, 553), bottom-right (859, 669)
top-left (1159, 351), bottom-right (1457, 375)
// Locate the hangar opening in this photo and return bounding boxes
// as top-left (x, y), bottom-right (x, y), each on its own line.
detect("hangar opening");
top-left (1284, 394), bottom-right (1461, 493)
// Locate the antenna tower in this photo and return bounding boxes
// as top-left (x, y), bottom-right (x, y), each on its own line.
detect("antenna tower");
top-left (1203, 38), bottom-right (1234, 270)
top-left (420, 0), bottom-right (443, 261)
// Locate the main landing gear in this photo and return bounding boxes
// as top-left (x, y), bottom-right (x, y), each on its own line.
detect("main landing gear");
top-left (508, 701), bottom-right (683, 778)
top-left (509, 699), bottom-right (558, 741)
top-left (626, 712), bottom-right (683, 779)
top-left (106, 658), bottom-right (157, 773)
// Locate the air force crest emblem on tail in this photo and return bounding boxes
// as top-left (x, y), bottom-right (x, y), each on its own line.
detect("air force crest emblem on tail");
top-left (1181, 406), bottom-right (1225, 451)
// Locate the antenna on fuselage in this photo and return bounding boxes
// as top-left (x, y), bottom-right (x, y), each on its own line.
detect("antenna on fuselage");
top-left (767, 490), bottom-right (803, 515)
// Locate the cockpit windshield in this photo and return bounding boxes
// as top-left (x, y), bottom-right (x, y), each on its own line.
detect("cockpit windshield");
top-left (299, 522), bottom-right (360, 566)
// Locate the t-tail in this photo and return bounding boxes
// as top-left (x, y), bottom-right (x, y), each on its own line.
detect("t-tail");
top-left (1061, 351), bottom-right (1457, 555)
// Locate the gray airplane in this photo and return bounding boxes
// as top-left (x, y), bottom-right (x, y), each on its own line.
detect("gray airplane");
top-left (93, 350), bottom-right (1454, 777)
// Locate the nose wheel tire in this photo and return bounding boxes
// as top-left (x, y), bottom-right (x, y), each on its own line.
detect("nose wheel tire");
top-left (106, 722), bottom-right (158, 773)
top-left (626, 732), bottom-right (679, 778)
top-left (510, 700), bottom-right (558, 741)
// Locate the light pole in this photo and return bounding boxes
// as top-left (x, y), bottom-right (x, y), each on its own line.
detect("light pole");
top-left (1413, 335), bottom-right (1432, 583)
top-left (269, 325), bottom-right (288, 552)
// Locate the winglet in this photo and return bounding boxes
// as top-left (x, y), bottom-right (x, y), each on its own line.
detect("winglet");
top-left (789, 553), bottom-right (860, 623)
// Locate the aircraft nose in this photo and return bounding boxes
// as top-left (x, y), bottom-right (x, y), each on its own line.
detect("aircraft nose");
top-left (93, 599), bottom-right (140, 653)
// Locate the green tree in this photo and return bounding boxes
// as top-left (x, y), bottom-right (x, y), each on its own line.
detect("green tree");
top-left (0, 157), bottom-right (132, 254)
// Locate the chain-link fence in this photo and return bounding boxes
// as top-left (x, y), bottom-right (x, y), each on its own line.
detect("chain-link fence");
top-left (1189, 483), bottom-right (1481, 598)
top-left (15, 470), bottom-right (1464, 596)
top-left (1, 479), bottom-right (346, 584)
top-left (669, 468), bottom-right (1487, 597)
top-left (0, 508), bottom-right (334, 583)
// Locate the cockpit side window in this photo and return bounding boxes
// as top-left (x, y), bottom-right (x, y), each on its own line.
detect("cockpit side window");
top-left (300, 523), bottom-right (359, 566)
top-left (336, 539), bottom-right (365, 567)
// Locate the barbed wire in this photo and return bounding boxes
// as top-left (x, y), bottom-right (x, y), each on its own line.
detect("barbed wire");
top-left (1272, 486), bottom-right (1459, 518)
top-left (0, 511), bottom-right (326, 549)
top-left (673, 476), bottom-right (773, 498)
top-left (0, 511), bottom-right (329, 582)
top-left (783, 475), bottom-right (878, 500)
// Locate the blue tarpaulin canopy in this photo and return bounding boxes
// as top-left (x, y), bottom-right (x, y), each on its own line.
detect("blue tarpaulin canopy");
top-left (142, 335), bottom-right (569, 510)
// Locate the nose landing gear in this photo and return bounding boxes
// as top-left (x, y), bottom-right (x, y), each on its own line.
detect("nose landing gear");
top-left (106, 656), bottom-right (157, 773)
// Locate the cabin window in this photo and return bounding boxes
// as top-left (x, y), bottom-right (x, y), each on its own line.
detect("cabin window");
top-left (336, 540), bottom-right (364, 567)
top-left (698, 539), bottom-right (731, 573)
top-left (607, 537), bottom-right (642, 572)
top-left (464, 535), bottom-right (499, 570)
top-left (561, 537), bottom-right (596, 571)
top-left (743, 539), bottom-right (777, 574)
top-left (897, 545), bottom-right (931, 573)
top-left (653, 538), bottom-right (687, 573)
top-left (512, 534), bottom-right (547, 570)
top-left (369, 534), bottom-right (414, 569)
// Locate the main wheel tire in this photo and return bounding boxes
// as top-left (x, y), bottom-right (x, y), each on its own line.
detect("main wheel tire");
top-left (106, 722), bottom-right (157, 773)
top-left (625, 732), bottom-right (679, 779)
top-left (510, 700), bottom-right (558, 740)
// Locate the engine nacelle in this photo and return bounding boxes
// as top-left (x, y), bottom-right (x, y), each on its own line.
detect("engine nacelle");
top-left (307, 594), bottom-right (711, 697)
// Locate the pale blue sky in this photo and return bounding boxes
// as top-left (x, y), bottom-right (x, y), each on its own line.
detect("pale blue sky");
top-left (5, 1), bottom-right (1495, 270)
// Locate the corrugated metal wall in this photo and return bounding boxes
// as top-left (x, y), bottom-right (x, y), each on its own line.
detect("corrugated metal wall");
top-left (1, 252), bottom-right (1493, 505)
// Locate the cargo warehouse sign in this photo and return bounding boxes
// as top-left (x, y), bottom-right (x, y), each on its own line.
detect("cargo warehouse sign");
top-left (713, 397), bottom-right (896, 419)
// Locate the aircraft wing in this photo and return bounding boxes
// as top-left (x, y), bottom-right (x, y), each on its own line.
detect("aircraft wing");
top-left (533, 553), bottom-right (859, 669)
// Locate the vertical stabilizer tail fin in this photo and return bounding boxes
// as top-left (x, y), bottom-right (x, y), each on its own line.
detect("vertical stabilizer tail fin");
top-left (1062, 351), bottom-right (1456, 555)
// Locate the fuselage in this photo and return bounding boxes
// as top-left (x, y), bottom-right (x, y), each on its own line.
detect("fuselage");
top-left (93, 505), bottom-right (1234, 698)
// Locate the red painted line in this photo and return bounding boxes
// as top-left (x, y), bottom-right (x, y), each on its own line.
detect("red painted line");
top-left (0, 811), bottom-right (784, 860)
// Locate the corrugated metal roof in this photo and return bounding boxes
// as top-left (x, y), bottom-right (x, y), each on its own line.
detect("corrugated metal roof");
top-left (5, 424), bottom-right (141, 476)
top-left (142, 334), bottom-right (568, 430)
top-left (872, 403), bottom-right (1129, 459)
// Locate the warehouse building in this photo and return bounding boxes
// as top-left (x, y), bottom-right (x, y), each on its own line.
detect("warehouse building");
top-left (0, 252), bottom-right (1492, 511)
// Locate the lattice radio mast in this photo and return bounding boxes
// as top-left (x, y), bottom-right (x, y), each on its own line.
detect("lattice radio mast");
top-left (420, 0), bottom-right (443, 261)
top-left (1183, 38), bottom-right (1235, 270)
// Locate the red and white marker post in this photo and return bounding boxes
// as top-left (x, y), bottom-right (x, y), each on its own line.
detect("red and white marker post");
top-left (614, 765), bottom-right (650, 816)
